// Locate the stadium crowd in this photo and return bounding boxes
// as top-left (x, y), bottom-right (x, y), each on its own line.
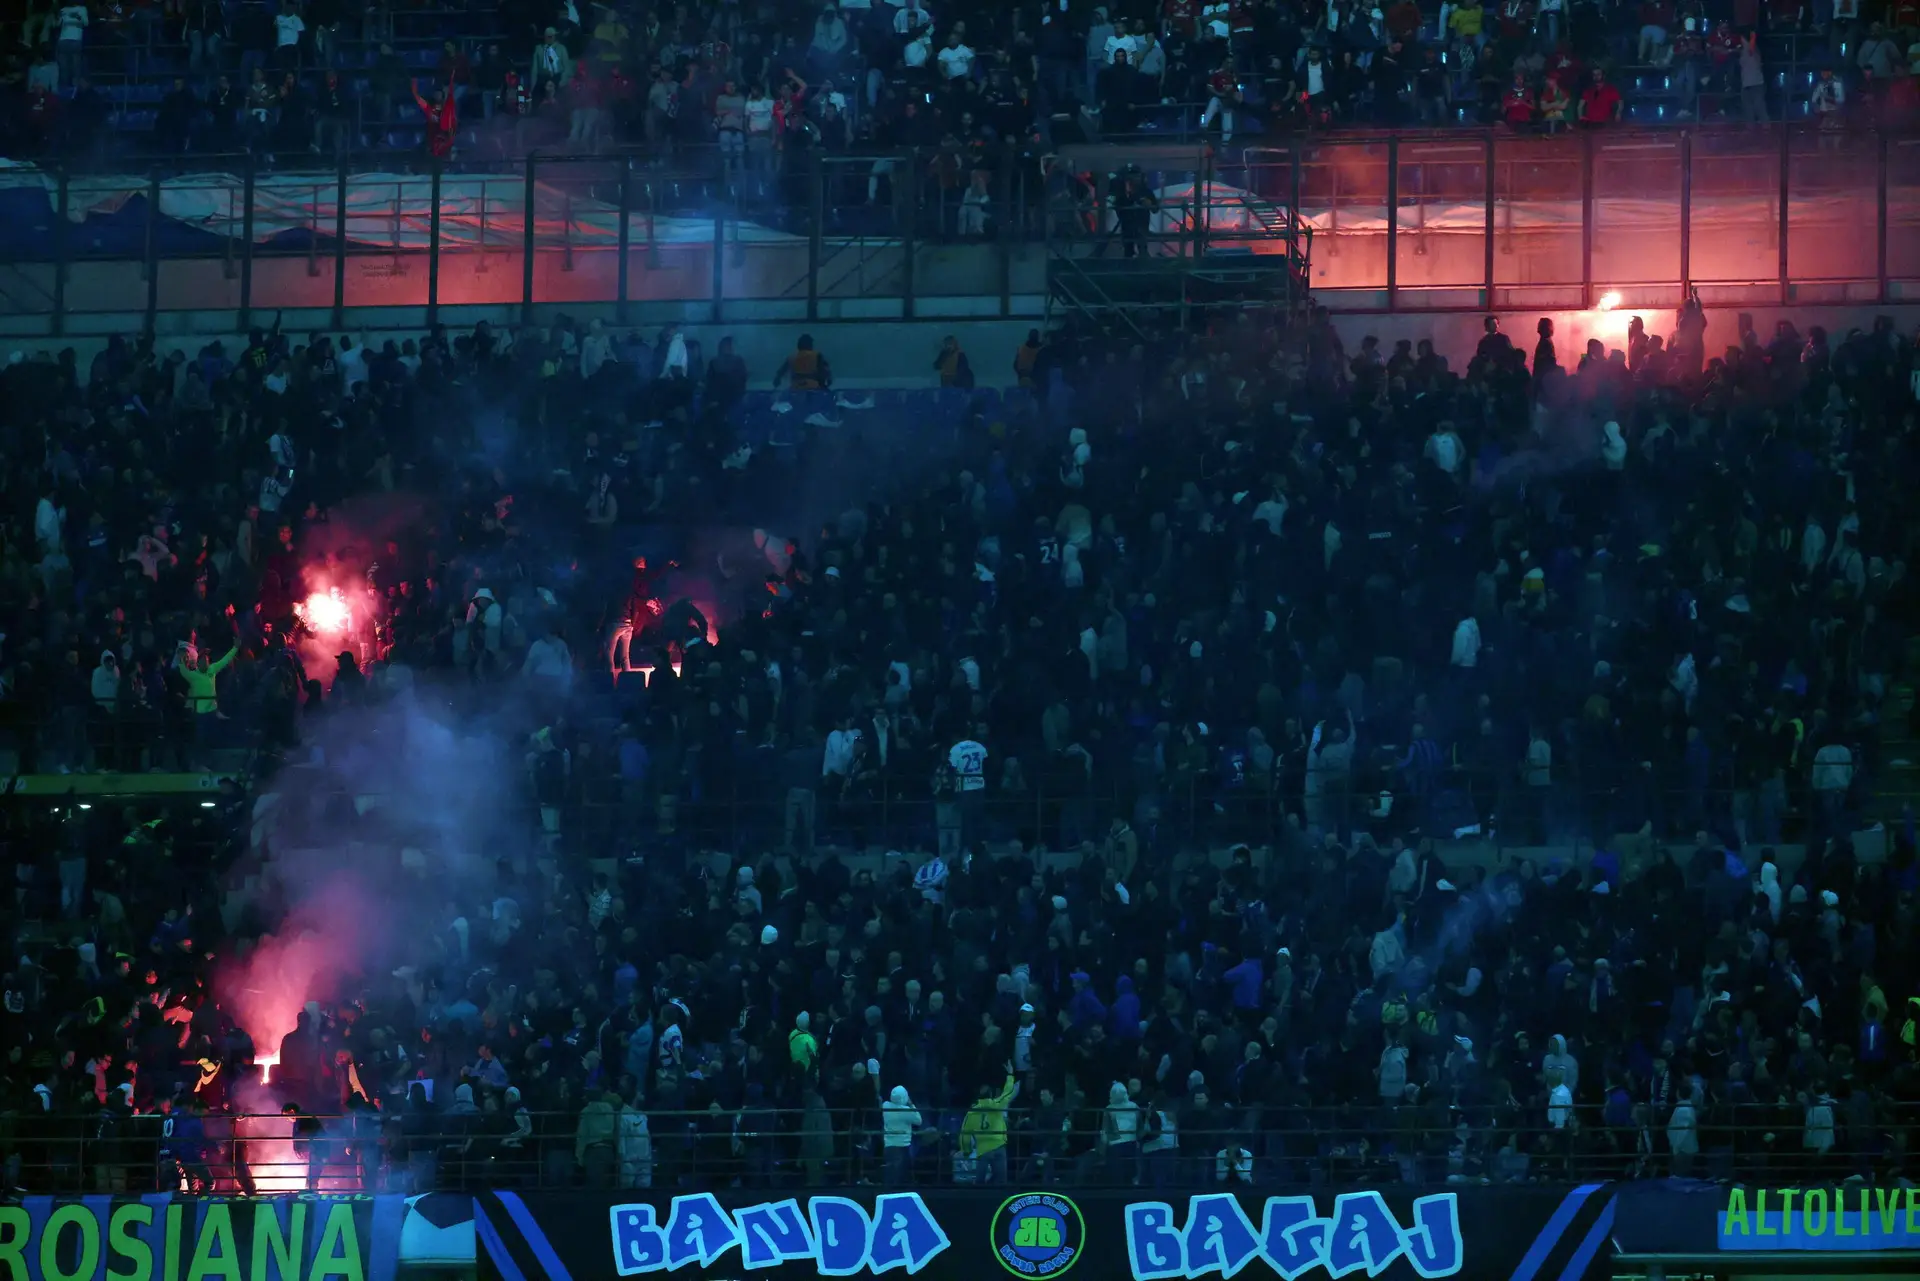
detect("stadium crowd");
top-left (4, 286), bottom-right (1920, 1194)
top-left (4, 0), bottom-right (1920, 164)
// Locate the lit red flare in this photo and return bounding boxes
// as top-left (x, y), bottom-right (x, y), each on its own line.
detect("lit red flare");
top-left (296, 588), bottom-right (352, 635)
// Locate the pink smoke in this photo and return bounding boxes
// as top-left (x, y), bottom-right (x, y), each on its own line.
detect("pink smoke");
top-left (219, 880), bottom-right (376, 1092)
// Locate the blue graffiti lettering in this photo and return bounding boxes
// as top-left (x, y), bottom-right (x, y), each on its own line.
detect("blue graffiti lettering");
top-left (867, 1193), bottom-right (952, 1274)
top-left (611, 1204), bottom-right (667, 1277)
top-left (737, 1199), bottom-right (816, 1270)
top-left (1181, 1194), bottom-right (1262, 1280)
top-left (606, 1194), bottom-right (950, 1276)
top-left (1123, 1194), bottom-right (1464, 1281)
top-left (1324, 1192), bottom-right (1404, 1277)
top-left (1257, 1197), bottom-right (1329, 1281)
top-left (1401, 1196), bottom-right (1463, 1279)
top-left (812, 1197), bottom-right (876, 1276)
top-left (664, 1193), bottom-right (740, 1268)
top-left (1124, 1203), bottom-right (1187, 1281)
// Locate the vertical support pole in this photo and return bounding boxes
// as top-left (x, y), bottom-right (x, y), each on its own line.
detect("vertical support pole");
top-left (238, 150), bottom-right (257, 331)
top-left (1679, 129), bottom-right (1692, 295)
top-left (616, 156), bottom-right (632, 325)
top-left (1385, 137), bottom-right (1398, 310)
top-left (521, 154), bottom-right (537, 326)
top-left (144, 170), bottom-right (161, 331)
top-left (1290, 145), bottom-right (1303, 299)
top-left (1777, 121), bottom-right (1790, 305)
top-left (712, 209), bottom-right (725, 323)
top-left (1876, 130), bottom-right (1889, 306)
top-left (807, 155), bottom-right (823, 322)
top-left (1579, 129), bottom-right (1594, 309)
top-left (426, 158), bottom-right (442, 328)
top-left (998, 151), bottom-right (1012, 317)
top-left (51, 167), bottom-right (70, 336)
top-left (332, 153), bottom-right (348, 330)
top-left (902, 149), bottom-right (917, 320)
top-left (1483, 134), bottom-right (1496, 310)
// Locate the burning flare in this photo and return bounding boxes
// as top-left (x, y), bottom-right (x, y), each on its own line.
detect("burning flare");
top-left (296, 588), bottom-right (352, 635)
top-left (1596, 290), bottom-right (1622, 312)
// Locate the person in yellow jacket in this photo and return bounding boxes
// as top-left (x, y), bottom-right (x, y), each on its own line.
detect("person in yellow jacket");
top-left (959, 1061), bottom-right (1018, 1184)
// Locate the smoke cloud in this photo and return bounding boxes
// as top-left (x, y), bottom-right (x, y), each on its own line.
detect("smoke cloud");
top-left (222, 685), bottom-right (540, 1094)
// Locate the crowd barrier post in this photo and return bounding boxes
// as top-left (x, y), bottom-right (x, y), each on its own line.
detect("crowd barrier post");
top-left (1679, 129), bottom-right (1693, 292)
top-left (1579, 128), bottom-right (1594, 310)
top-left (903, 147), bottom-right (919, 319)
top-left (143, 168), bottom-right (162, 330)
top-left (1483, 134), bottom-right (1497, 306)
top-left (238, 149), bottom-right (257, 331)
top-left (426, 156), bottom-right (443, 328)
top-left (1877, 130), bottom-right (1890, 304)
top-left (1385, 135), bottom-right (1399, 311)
top-left (616, 155), bottom-right (633, 326)
top-left (332, 153), bottom-right (349, 331)
top-left (712, 207), bottom-right (726, 322)
top-left (520, 152), bottom-right (537, 325)
top-left (50, 163), bottom-right (69, 337)
top-left (1777, 121), bottom-right (1791, 305)
top-left (807, 153), bottom-right (824, 323)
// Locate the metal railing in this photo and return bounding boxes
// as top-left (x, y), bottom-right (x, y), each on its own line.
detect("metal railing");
top-left (10, 1102), bottom-right (1913, 1194)
top-left (4, 121), bottom-right (1919, 336)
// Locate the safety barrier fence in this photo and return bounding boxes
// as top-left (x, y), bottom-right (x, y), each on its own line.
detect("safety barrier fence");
top-left (5, 123), bottom-right (1920, 334)
top-left (12, 1103), bottom-right (1917, 1196)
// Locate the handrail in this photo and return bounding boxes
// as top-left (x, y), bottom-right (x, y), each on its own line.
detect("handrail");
top-left (8, 1103), bottom-right (1908, 1193)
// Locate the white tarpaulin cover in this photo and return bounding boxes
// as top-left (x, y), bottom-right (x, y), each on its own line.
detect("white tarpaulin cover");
top-left (1146, 177), bottom-right (1915, 237)
top-left (0, 160), bottom-right (804, 250)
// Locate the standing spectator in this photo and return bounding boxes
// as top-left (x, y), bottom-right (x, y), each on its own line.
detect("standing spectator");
top-left (55, 0), bottom-right (88, 90)
top-left (1580, 66), bottom-right (1622, 123)
top-left (156, 77), bottom-right (199, 153)
top-left (272, 0), bottom-right (305, 74)
top-left (714, 77), bottom-right (746, 171)
top-left (1739, 31), bottom-right (1767, 121)
top-left (234, 0), bottom-right (273, 85)
top-left (532, 27), bottom-right (568, 94)
top-left (880, 1081), bottom-right (919, 1184)
top-left (185, 0), bottom-right (226, 80)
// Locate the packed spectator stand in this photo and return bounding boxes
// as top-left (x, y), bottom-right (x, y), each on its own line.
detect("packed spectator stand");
top-left (4, 0), bottom-right (1919, 169)
top-left (6, 261), bottom-right (1920, 1196)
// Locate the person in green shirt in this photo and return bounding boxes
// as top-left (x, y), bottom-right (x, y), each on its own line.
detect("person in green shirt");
top-left (959, 1062), bottom-right (1019, 1184)
top-left (789, 1011), bottom-right (819, 1080)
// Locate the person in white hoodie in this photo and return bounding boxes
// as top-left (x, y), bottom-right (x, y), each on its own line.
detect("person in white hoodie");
top-left (618, 1097), bottom-right (653, 1187)
top-left (881, 1082), bottom-right (921, 1184)
top-left (1369, 914), bottom-right (1407, 981)
top-left (1450, 614), bottom-right (1482, 668)
top-left (1061, 428), bottom-right (1090, 489)
top-left (1543, 1034), bottom-right (1579, 1096)
top-left (580, 320), bottom-right (613, 380)
top-left (1424, 424), bottom-right (1465, 477)
top-left (1755, 860), bottom-right (1783, 923)
top-left (1547, 1067), bottom-right (1575, 1131)
top-left (522, 626), bottom-right (574, 694)
top-left (1668, 1080), bottom-right (1701, 1175)
top-left (35, 492), bottom-right (65, 556)
top-left (1377, 1036), bottom-right (1410, 1101)
top-left (1061, 541), bottom-right (1085, 589)
top-left (660, 326), bottom-right (690, 379)
top-left (1600, 420), bottom-right (1628, 470)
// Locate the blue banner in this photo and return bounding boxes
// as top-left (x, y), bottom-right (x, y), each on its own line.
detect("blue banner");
top-left (475, 1186), bottom-right (1615, 1281)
